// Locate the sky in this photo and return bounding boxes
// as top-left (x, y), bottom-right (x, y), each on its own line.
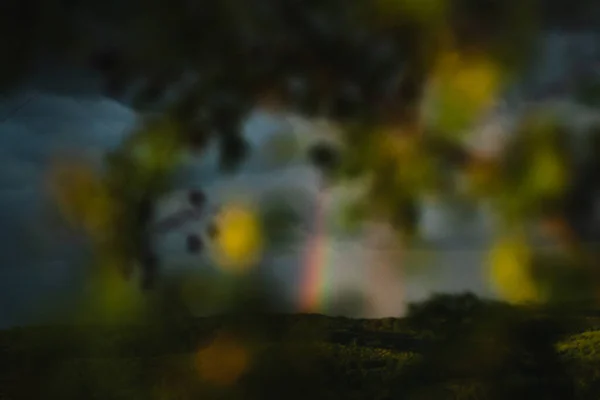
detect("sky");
top-left (0, 31), bottom-right (598, 328)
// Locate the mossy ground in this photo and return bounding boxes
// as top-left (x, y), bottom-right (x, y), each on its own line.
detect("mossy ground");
top-left (1, 306), bottom-right (600, 399)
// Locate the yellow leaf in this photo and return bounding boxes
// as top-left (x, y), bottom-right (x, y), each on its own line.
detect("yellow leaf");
top-left (77, 258), bottom-right (146, 325)
top-left (487, 235), bottom-right (543, 304)
top-left (213, 203), bottom-right (264, 273)
top-left (127, 118), bottom-right (182, 181)
top-left (525, 148), bottom-right (567, 198)
top-left (377, 132), bottom-right (433, 193)
top-left (427, 51), bottom-right (503, 136)
top-left (48, 160), bottom-right (114, 238)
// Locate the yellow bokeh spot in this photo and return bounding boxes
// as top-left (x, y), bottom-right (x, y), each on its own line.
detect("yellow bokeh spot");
top-left (377, 131), bottom-right (434, 193)
top-left (213, 203), bottom-right (263, 273)
top-left (488, 235), bottom-right (542, 304)
top-left (80, 260), bottom-right (146, 325)
top-left (525, 148), bottom-right (567, 198)
top-left (381, 131), bottom-right (417, 158)
top-left (126, 118), bottom-right (182, 182)
top-left (439, 52), bottom-right (500, 106)
top-left (195, 332), bottom-right (250, 386)
top-left (427, 51), bottom-right (502, 136)
top-left (48, 159), bottom-right (114, 239)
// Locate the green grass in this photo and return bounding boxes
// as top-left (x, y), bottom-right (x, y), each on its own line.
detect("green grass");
top-left (2, 304), bottom-right (600, 399)
top-left (557, 330), bottom-right (600, 362)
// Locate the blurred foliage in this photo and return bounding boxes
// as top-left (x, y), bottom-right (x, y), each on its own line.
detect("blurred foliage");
top-left (48, 158), bottom-right (114, 240)
top-left (425, 49), bottom-right (504, 137)
top-left (3, 6), bottom-right (600, 398)
top-left (23, 0), bottom-right (598, 320)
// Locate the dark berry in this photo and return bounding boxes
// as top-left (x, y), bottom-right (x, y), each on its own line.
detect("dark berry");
top-left (186, 234), bottom-right (203, 254)
top-left (308, 141), bottom-right (340, 173)
top-left (189, 189), bottom-right (206, 209)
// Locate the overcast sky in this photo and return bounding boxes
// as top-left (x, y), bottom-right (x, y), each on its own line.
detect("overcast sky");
top-left (0, 31), bottom-right (598, 328)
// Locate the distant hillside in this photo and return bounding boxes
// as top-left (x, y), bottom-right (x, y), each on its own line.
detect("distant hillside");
top-left (2, 301), bottom-right (600, 399)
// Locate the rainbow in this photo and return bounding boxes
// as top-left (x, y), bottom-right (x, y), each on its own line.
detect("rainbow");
top-left (298, 187), bottom-right (407, 317)
top-left (299, 188), bottom-right (331, 313)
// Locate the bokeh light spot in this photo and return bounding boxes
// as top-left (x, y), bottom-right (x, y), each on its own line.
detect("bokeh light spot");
top-left (487, 235), bottom-right (542, 304)
top-left (195, 332), bottom-right (250, 386)
top-left (79, 259), bottom-right (147, 325)
top-left (525, 148), bottom-right (567, 199)
top-left (213, 203), bottom-right (264, 274)
top-left (426, 50), bottom-right (503, 137)
top-left (48, 158), bottom-right (114, 240)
